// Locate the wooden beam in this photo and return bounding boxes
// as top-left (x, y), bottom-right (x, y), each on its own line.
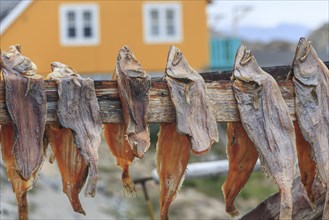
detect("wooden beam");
top-left (0, 80), bottom-right (295, 124)
top-left (1, 62), bottom-right (328, 124)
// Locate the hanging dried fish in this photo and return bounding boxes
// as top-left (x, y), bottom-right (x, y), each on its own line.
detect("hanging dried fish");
top-left (45, 124), bottom-right (88, 215)
top-left (47, 62), bottom-right (102, 197)
top-left (294, 121), bottom-right (316, 206)
top-left (290, 38), bottom-right (329, 218)
top-left (115, 46), bottom-right (151, 159)
top-left (1, 124), bottom-right (33, 220)
top-left (1, 45), bottom-right (46, 181)
top-left (232, 45), bottom-right (296, 220)
top-left (222, 122), bottom-right (258, 217)
top-left (103, 123), bottom-right (136, 196)
top-left (157, 123), bottom-right (190, 220)
top-left (165, 46), bottom-right (219, 155)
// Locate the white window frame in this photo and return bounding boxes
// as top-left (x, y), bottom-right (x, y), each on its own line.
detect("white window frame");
top-left (59, 4), bottom-right (100, 46)
top-left (143, 2), bottom-right (182, 44)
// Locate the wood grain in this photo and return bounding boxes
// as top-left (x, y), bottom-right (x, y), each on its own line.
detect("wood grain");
top-left (0, 80), bottom-right (295, 124)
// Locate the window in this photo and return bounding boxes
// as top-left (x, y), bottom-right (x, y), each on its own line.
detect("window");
top-left (59, 4), bottom-right (99, 46)
top-left (143, 3), bottom-right (182, 44)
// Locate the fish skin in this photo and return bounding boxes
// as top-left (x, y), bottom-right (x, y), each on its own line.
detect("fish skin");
top-left (48, 62), bottom-right (81, 86)
top-left (103, 123), bottom-right (136, 196)
top-left (1, 45), bottom-right (46, 181)
top-left (232, 45), bottom-right (296, 220)
top-left (291, 38), bottom-right (329, 219)
top-left (293, 121), bottom-right (316, 206)
top-left (1, 124), bottom-right (32, 220)
top-left (45, 124), bottom-right (88, 215)
top-left (47, 62), bottom-right (102, 197)
top-left (222, 122), bottom-right (258, 217)
top-left (115, 46), bottom-right (151, 159)
top-left (165, 46), bottom-right (219, 155)
top-left (157, 123), bottom-right (190, 220)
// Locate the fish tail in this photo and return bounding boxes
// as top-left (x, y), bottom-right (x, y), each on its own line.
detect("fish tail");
top-left (16, 190), bottom-right (28, 220)
top-left (323, 188), bottom-right (329, 220)
top-left (160, 208), bottom-right (169, 220)
top-left (84, 164), bottom-right (99, 197)
top-left (66, 189), bottom-right (86, 215)
top-left (122, 167), bottom-right (136, 197)
top-left (222, 183), bottom-right (240, 217)
top-left (279, 188), bottom-right (293, 220)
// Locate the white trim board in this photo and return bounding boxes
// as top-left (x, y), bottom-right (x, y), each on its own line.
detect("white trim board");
top-left (143, 2), bottom-right (183, 44)
top-left (59, 3), bottom-right (100, 46)
top-left (0, 0), bottom-right (33, 35)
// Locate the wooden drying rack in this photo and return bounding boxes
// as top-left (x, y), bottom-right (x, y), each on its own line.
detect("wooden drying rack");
top-left (0, 62), bottom-right (328, 124)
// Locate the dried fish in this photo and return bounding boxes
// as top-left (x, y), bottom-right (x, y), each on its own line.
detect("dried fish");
top-left (232, 45), bottom-right (296, 220)
top-left (294, 121), bottom-right (316, 206)
top-left (165, 46), bottom-right (218, 155)
top-left (45, 124), bottom-right (88, 215)
top-left (157, 123), bottom-right (190, 220)
top-left (222, 122), bottom-right (258, 217)
top-left (47, 62), bottom-right (102, 197)
top-left (115, 46), bottom-right (151, 159)
top-left (1, 124), bottom-right (32, 220)
top-left (290, 38), bottom-right (329, 218)
top-left (103, 123), bottom-right (135, 196)
top-left (1, 45), bottom-right (46, 181)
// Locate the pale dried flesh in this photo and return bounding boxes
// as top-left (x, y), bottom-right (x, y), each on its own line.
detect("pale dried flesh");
top-left (1, 45), bottom-right (46, 181)
top-left (103, 123), bottom-right (135, 196)
top-left (1, 124), bottom-right (32, 220)
top-left (157, 123), bottom-right (190, 220)
top-left (232, 45), bottom-right (296, 220)
top-left (48, 63), bottom-right (102, 197)
top-left (45, 124), bottom-right (88, 215)
top-left (115, 46), bottom-right (151, 159)
top-left (165, 46), bottom-right (219, 155)
top-left (291, 38), bottom-right (329, 218)
top-left (222, 122), bottom-right (258, 217)
top-left (294, 121), bottom-right (316, 205)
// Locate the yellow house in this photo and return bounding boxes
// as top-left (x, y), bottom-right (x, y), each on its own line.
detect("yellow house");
top-left (0, 0), bottom-right (210, 78)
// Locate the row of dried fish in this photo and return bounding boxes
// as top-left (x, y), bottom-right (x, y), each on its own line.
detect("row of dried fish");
top-left (1, 45), bottom-right (103, 218)
top-left (0, 44), bottom-right (217, 220)
top-left (0, 37), bottom-right (328, 220)
top-left (224, 38), bottom-right (328, 220)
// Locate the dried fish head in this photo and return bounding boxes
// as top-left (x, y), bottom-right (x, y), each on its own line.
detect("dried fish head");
top-left (1, 45), bottom-right (38, 78)
top-left (165, 46), bottom-right (199, 82)
top-left (233, 45), bottom-right (263, 85)
top-left (293, 38), bottom-right (312, 64)
top-left (117, 45), bottom-right (148, 79)
top-left (292, 38), bottom-right (320, 86)
top-left (47, 62), bottom-right (81, 86)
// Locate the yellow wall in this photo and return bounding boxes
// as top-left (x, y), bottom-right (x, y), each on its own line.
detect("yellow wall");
top-left (1, 0), bottom-right (209, 76)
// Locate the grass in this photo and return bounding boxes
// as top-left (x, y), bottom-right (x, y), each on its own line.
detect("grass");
top-left (183, 171), bottom-right (278, 214)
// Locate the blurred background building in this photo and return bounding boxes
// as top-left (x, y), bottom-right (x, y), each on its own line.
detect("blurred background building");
top-left (1, 0), bottom-right (210, 78)
top-left (1, 1), bottom-right (328, 76)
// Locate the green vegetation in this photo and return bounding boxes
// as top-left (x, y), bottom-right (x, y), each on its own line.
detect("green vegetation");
top-left (184, 176), bottom-right (223, 200)
top-left (183, 171), bottom-right (278, 214)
